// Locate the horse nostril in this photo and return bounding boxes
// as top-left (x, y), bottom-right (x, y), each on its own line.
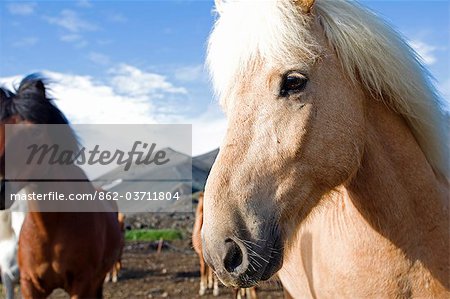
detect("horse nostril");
top-left (223, 238), bottom-right (243, 273)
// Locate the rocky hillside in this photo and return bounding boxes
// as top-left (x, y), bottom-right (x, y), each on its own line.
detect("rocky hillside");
top-left (94, 148), bottom-right (218, 229)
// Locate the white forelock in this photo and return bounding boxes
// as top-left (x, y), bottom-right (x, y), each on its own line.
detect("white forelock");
top-left (207, 0), bottom-right (319, 98)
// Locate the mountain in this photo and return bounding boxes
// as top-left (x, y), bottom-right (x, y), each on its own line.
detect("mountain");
top-left (98, 148), bottom-right (192, 182)
top-left (94, 148), bottom-right (219, 213)
top-left (193, 148), bottom-right (219, 170)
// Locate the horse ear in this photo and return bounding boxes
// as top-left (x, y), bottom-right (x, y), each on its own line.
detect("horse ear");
top-left (295, 0), bottom-right (315, 13)
top-left (17, 76), bottom-right (46, 98)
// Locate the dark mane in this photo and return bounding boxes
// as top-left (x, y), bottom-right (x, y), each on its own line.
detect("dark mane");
top-left (0, 73), bottom-right (79, 152)
top-left (1, 74), bottom-right (69, 124)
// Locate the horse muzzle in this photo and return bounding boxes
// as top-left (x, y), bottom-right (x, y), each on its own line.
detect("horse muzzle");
top-left (202, 230), bottom-right (284, 288)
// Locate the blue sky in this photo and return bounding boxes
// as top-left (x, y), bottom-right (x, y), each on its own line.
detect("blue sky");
top-left (0, 0), bottom-right (449, 155)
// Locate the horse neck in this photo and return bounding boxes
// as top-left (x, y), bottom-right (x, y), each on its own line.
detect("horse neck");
top-left (345, 98), bottom-right (449, 271)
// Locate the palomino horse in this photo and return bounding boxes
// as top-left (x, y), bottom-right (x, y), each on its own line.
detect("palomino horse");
top-left (193, 193), bottom-right (257, 298)
top-left (0, 75), bottom-right (122, 298)
top-left (202, 0), bottom-right (449, 298)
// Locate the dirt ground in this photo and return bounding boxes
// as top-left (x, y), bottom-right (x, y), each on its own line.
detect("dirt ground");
top-left (1, 209), bottom-right (285, 299)
top-left (1, 241), bottom-right (284, 299)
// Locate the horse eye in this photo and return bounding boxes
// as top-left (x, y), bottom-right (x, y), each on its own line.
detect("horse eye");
top-left (280, 72), bottom-right (308, 97)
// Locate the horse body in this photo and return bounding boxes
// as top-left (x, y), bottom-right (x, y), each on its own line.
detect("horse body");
top-left (19, 211), bottom-right (121, 298)
top-left (17, 167), bottom-right (122, 298)
top-left (202, 0), bottom-right (449, 297)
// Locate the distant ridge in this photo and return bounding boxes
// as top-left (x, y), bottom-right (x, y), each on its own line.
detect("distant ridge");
top-left (94, 148), bottom-right (219, 212)
top-left (193, 148), bottom-right (219, 170)
top-left (97, 147), bottom-right (192, 183)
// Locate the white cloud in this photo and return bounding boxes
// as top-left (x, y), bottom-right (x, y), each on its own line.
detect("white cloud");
top-left (88, 52), bottom-right (110, 65)
top-left (60, 34), bottom-right (88, 48)
top-left (107, 12), bottom-right (127, 23)
top-left (45, 10), bottom-right (97, 33)
top-left (44, 71), bottom-right (159, 124)
top-left (0, 67), bottom-right (188, 124)
top-left (189, 106), bottom-right (227, 155)
top-left (76, 0), bottom-right (92, 8)
top-left (409, 40), bottom-right (437, 65)
top-left (8, 3), bottom-right (36, 16)
top-left (12, 37), bottom-right (38, 47)
top-left (0, 69), bottom-right (225, 155)
top-left (109, 64), bottom-right (187, 98)
top-left (60, 34), bottom-right (82, 42)
top-left (174, 65), bottom-right (205, 82)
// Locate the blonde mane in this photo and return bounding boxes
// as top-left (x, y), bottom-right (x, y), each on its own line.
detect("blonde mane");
top-left (208, 0), bottom-right (449, 178)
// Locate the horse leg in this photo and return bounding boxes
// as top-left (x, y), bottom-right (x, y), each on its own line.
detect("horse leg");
top-left (1, 271), bottom-right (14, 299)
top-left (212, 272), bottom-right (219, 296)
top-left (198, 258), bottom-right (207, 296)
top-left (112, 262), bottom-right (119, 283)
top-left (70, 282), bottom-right (103, 299)
top-left (118, 259), bottom-right (122, 272)
top-left (113, 260), bottom-right (122, 283)
top-left (95, 285), bottom-right (103, 299)
top-left (104, 271), bottom-right (111, 283)
top-left (249, 287), bottom-right (258, 299)
top-left (111, 265), bottom-right (117, 283)
top-left (20, 277), bottom-right (49, 299)
top-left (105, 260), bottom-right (119, 283)
top-left (207, 265), bottom-right (213, 289)
top-left (114, 259), bottom-right (122, 282)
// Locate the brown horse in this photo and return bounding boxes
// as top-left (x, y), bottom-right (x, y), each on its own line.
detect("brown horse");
top-left (202, 0), bottom-right (449, 298)
top-left (105, 212), bottom-right (126, 283)
top-left (0, 75), bottom-right (122, 298)
top-left (192, 192), bottom-right (220, 296)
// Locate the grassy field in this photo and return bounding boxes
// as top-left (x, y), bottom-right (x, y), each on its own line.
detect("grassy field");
top-left (125, 229), bottom-right (183, 241)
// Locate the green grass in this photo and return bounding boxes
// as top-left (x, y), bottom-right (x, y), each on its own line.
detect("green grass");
top-left (125, 229), bottom-right (183, 241)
